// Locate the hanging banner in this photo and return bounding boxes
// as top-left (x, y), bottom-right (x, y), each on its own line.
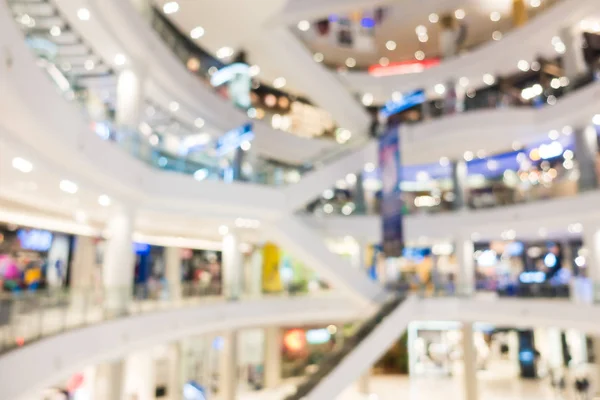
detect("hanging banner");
top-left (379, 125), bottom-right (403, 257)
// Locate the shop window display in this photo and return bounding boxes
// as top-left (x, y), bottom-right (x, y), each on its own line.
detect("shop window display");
top-left (0, 224), bottom-right (74, 293)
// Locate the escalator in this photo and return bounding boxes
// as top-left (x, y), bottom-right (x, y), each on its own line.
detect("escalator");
top-left (284, 294), bottom-right (415, 400)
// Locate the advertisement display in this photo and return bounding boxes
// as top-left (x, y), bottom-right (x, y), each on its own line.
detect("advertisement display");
top-left (261, 243), bottom-right (282, 292)
top-left (379, 125), bottom-right (403, 257)
top-left (210, 62), bottom-right (251, 110)
top-left (379, 89), bottom-right (426, 119)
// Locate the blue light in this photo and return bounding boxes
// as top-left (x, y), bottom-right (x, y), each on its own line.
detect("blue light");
top-left (519, 350), bottom-right (534, 363)
top-left (328, 14), bottom-right (338, 22)
top-left (212, 336), bottom-right (224, 350)
top-left (544, 253), bottom-right (558, 268)
top-left (361, 17), bottom-right (375, 28)
top-left (133, 242), bottom-right (150, 254)
top-left (215, 123), bottom-right (254, 156)
top-left (380, 89), bottom-right (426, 118)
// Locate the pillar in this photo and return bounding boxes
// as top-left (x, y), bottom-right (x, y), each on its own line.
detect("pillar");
top-left (116, 67), bottom-right (145, 131)
top-left (102, 207), bottom-right (135, 314)
top-left (248, 247), bottom-right (263, 297)
top-left (546, 328), bottom-right (564, 370)
top-left (444, 79), bottom-right (457, 115)
top-left (357, 373), bottom-right (370, 395)
top-left (452, 161), bottom-right (469, 210)
top-left (462, 323), bottom-right (479, 400)
top-left (574, 125), bottom-right (599, 192)
top-left (165, 247), bottom-right (182, 301)
top-left (222, 231), bottom-right (243, 299)
top-left (264, 327), bottom-right (282, 388)
top-left (560, 26), bottom-right (588, 83)
top-left (70, 235), bottom-right (97, 306)
top-left (94, 360), bottom-right (124, 400)
top-left (593, 337), bottom-right (600, 395)
top-left (123, 349), bottom-right (156, 400)
top-left (167, 342), bottom-right (182, 400)
top-left (354, 172), bottom-right (367, 214)
top-left (455, 235), bottom-right (475, 296)
top-left (219, 331), bottom-right (238, 400)
top-left (582, 223), bottom-right (600, 303)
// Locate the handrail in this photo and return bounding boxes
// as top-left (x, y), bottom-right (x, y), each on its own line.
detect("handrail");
top-left (0, 281), bottom-right (332, 355)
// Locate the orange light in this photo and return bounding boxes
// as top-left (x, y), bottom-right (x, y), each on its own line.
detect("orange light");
top-left (283, 329), bottom-right (306, 352)
top-left (529, 148), bottom-right (541, 161)
top-left (16, 337), bottom-right (25, 347)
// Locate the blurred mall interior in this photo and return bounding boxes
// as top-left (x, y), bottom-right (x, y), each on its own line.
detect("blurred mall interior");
top-left (3, 0), bottom-right (600, 399)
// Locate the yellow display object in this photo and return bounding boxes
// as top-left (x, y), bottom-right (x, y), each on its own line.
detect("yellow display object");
top-left (262, 242), bottom-right (283, 292)
top-left (512, 0), bottom-right (528, 27)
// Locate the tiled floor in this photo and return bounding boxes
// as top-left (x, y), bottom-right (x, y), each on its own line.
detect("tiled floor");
top-left (239, 362), bottom-right (600, 400)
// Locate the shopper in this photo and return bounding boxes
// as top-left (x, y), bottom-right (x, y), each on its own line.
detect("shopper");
top-left (575, 375), bottom-right (590, 399)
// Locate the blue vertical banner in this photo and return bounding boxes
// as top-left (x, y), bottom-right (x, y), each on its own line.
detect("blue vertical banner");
top-left (379, 125), bottom-right (403, 257)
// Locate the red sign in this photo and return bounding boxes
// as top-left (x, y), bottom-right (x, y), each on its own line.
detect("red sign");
top-left (368, 59), bottom-right (440, 77)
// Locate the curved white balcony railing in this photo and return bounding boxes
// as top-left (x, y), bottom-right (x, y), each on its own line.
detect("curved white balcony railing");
top-left (340, 0), bottom-right (600, 103)
top-left (3, 291), bottom-right (600, 400)
top-left (0, 290), bottom-right (356, 400)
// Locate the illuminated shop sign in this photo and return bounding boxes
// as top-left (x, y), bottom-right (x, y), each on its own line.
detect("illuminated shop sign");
top-left (380, 89), bottom-right (426, 118)
top-left (210, 62), bottom-right (251, 110)
top-left (305, 329), bottom-right (331, 344)
top-left (368, 59), bottom-right (440, 77)
top-left (17, 229), bottom-right (53, 252)
top-left (215, 123), bottom-right (254, 156)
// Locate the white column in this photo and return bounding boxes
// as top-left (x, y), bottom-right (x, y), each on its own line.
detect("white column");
top-left (357, 373), bottom-right (370, 394)
top-left (94, 360), bottom-right (124, 400)
top-left (165, 247), bottom-right (182, 301)
top-left (219, 331), bottom-right (238, 400)
top-left (167, 342), bottom-right (182, 400)
top-left (452, 160), bottom-right (469, 210)
top-left (583, 223), bottom-right (600, 303)
top-left (574, 125), bottom-right (599, 192)
top-left (455, 235), bottom-right (475, 296)
top-left (102, 207), bottom-right (135, 313)
top-left (462, 323), bottom-right (479, 400)
top-left (70, 235), bottom-right (97, 307)
top-left (547, 328), bottom-right (564, 371)
top-left (560, 26), bottom-right (588, 82)
top-left (264, 327), bottom-right (282, 388)
top-left (247, 246), bottom-right (263, 297)
top-left (222, 231), bottom-right (242, 299)
top-left (116, 67), bottom-right (145, 131)
top-left (123, 349), bottom-right (156, 400)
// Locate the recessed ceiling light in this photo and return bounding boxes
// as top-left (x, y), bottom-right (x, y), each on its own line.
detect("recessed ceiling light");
top-left (530, 0), bottom-right (541, 7)
top-left (415, 50), bottom-right (425, 60)
top-left (297, 20), bottom-right (310, 31)
top-left (517, 60), bottom-right (530, 71)
top-left (379, 57), bottom-right (389, 66)
top-left (98, 195), bottom-right (111, 207)
top-left (415, 25), bottom-right (427, 36)
top-left (418, 34), bottom-right (429, 43)
top-left (490, 11), bottom-right (501, 22)
top-left (429, 13), bottom-right (439, 23)
top-left (386, 40), bottom-right (397, 51)
top-left (455, 9), bottom-right (466, 20)
top-left (434, 84), bottom-right (446, 95)
top-left (273, 77), bottom-right (286, 88)
top-left (77, 8), bottom-right (90, 21)
top-left (163, 1), bottom-right (179, 14)
top-left (169, 101), bottom-right (180, 112)
top-left (345, 57), bottom-right (356, 68)
top-left (362, 93), bottom-right (374, 106)
top-left (60, 179), bottom-right (78, 194)
top-left (190, 26), bottom-right (205, 39)
top-left (313, 52), bottom-right (324, 63)
top-left (492, 31), bottom-right (503, 41)
top-left (50, 25), bottom-right (61, 37)
top-left (84, 59), bottom-right (95, 71)
top-left (216, 47), bottom-right (234, 59)
top-left (194, 118), bottom-right (205, 128)
top-left (12, 157), bottom-right (33, 173)
top-left (483, 74), bottom-right (495, 85)
top-left (114, 53), bottom-right (126, 66)
top-left (392, 92), bottom-right (403, 102)
top-left (248, 64), bottom-right (260, 77)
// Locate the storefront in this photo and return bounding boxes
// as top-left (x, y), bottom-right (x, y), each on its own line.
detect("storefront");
top-left (0, 223), bottom-right (75, 291)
